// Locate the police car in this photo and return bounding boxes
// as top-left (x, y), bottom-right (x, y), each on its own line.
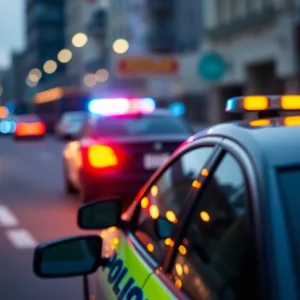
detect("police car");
top-left (33, 95), bottom-right (300, 299)
top-left (62, 97), bottom-right (192, 204)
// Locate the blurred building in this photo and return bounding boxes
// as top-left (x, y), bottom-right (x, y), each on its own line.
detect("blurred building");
top-left (144, 0), bottom-right (204, 115)
top-left (195, 0), bottom-right (297, 124)
top-left (25, 0), bottom-right (66, 89)
top-left (146, 0), bottom-right (202, 54)
top-left (0, 68), bottom-right (14, 105)
top-left (65, 0), bottom-right (108, 86)
top-left (0, 51), bottom-right (27, 112)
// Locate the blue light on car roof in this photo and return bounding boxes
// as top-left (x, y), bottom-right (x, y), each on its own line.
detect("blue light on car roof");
top-left (225, 98), bottom-right (235, 111)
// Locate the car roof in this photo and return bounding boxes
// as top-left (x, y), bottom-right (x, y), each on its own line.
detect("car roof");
top-left (90, 109), bottom-right (173, 121)
top-left (193, 115), bottom-right (300, 167)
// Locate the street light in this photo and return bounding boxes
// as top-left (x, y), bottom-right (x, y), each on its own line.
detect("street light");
top-left (58, 49), bottom-right (72, 63)
top-left (43, 60), bottom-right (57, 74)
top-left (95, 69), bottom-right (109, 82)
top-left (112, 39), bottom-right (129, 54)
top-left (72, 33), bottom-right (88, 48)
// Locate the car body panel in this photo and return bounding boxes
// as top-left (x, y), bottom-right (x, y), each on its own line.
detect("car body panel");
top-left (94, 227), bottom-right (156, 299)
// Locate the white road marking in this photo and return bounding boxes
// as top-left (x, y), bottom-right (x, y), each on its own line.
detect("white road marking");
top-left (6, 229), bottom-right (38, 249)
top-left (38, 152), bottom-right (55, 161)
top-left (0, 205), bottom-right (19, 227)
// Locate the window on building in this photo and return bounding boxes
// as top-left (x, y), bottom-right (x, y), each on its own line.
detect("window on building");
top-left (217, 0), bottom-right (228, 24)
top-left (171, 152), bottom-right (258, 299)
top-left (36, 3), bottom-right (63, 21)
top-left (133, 147), bottom-right (214, 261)
top-left (245, 0), bottom-right (255, 14)
top-left (230, 0), bottom-right (238, 20)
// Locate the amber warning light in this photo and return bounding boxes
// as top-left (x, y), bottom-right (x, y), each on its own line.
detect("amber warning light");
top-left (225, 95), bottom-right (300, 113)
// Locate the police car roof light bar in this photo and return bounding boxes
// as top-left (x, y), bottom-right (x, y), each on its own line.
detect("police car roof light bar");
top-left (88, 98), bottom-right (156, 116)
top-left (225, 95), bottom-right (300, 113)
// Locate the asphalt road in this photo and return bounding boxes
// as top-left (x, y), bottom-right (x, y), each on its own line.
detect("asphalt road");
top-left (0, 135), bottom-right (88, 300)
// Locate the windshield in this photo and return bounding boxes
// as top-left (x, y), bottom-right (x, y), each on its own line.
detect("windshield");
top-left (277, 167), bottom-right (300, 273)
top-left (95, 115), bottom-right (191, 136)
top-left (18, 115), bottom-right (40, 122)
top-left (62, 113), bottom-right (86, 123)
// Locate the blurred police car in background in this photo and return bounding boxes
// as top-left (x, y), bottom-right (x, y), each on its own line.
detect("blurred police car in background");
top-left (62, 97), bottom-right (193, 206)
top-left (55, 111), bottom-right (88, 140)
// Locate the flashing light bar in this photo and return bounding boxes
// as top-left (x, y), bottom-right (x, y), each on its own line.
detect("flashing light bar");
top-left (88, 98), bottom-right (156, 116)
top-left (225, 95), bottom-right (300, 113)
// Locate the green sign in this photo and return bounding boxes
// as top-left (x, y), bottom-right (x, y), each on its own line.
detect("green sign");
top-left (198, 52), bottom-right (226, 82)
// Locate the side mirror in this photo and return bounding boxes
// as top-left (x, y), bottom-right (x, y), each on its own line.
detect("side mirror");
top-left (33, 235), bottom-right (102, 278)
top-left (154, 216), bottom-right (175, 239)
top-left (78, 197), bottom-right (122, 230)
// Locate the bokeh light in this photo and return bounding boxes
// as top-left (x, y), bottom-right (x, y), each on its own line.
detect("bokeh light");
top-left (169, 102), bottom-right (185, 117)
top-left (43, 60), bottom-right (57, 74)
top-left (57, 49), bottom-right (72, 63)
top-left (26, 77), bottom-right (38, 87)
top-left (72, 33), bottom-right (88, 48)
top-left (112, 39), bottom-right (129, 54)
top-left (95, 69), bottom-right (109, 82)
top-left (83, 74), bottom-right (97, 87)
top-left (29, 68), bottom-right (42, 80)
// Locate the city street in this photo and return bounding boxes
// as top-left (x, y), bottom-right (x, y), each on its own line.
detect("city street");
top-left (0, 136), bottom-right (87, 299)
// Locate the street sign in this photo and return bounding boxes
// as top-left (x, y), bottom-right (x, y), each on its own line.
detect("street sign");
top-left (198, 52), bottom-right (226, 82)
top-left (115, 56), bottom-right (179, 78)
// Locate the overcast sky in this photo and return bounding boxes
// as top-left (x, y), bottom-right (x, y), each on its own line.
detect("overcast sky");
top-left (0, 0), bottom-right (25, 69)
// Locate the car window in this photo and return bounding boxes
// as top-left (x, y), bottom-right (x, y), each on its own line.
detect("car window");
top-left (277, 166), bottom-right (300, 277)
top-left (62, 113), bottom-right (83, 121)
top-left (170, 153), bottom-right (258, 299)
top-left (133, 146), bottom-right (214, 261)
top-left (18, 115), bottom-right (40, 122)
top-left (96, 115), bottom-right (191, 136)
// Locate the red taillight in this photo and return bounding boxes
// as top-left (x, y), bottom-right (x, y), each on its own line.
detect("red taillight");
top-left (33, 122), bottom-right (45, 135)
top-left (15, 123), bottom-right (26, 136)
top-left (88, 145), bottom-right (118, 168)
top-left (16, 122), bottom-right (45, 136)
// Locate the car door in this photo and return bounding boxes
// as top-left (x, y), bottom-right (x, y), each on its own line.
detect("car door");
top-left (143, 144), bottom-right (261, 299)
top-left (94, 138), bottom-right (221, 299)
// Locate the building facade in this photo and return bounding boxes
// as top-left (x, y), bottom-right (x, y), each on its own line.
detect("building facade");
top-left (146, 0), bottom-right (202, 54)
top-left (25, 0), bottom-right (65, 88)
top-left (0, 51), bottom-right (28, 112)
top-left (65, 0), bottom-right (108, 86)
top-left (185, 0), bottom-right (298, 124)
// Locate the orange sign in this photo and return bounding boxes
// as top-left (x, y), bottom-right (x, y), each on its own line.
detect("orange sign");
top-left (116, 56), bottom-right (179, 77)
